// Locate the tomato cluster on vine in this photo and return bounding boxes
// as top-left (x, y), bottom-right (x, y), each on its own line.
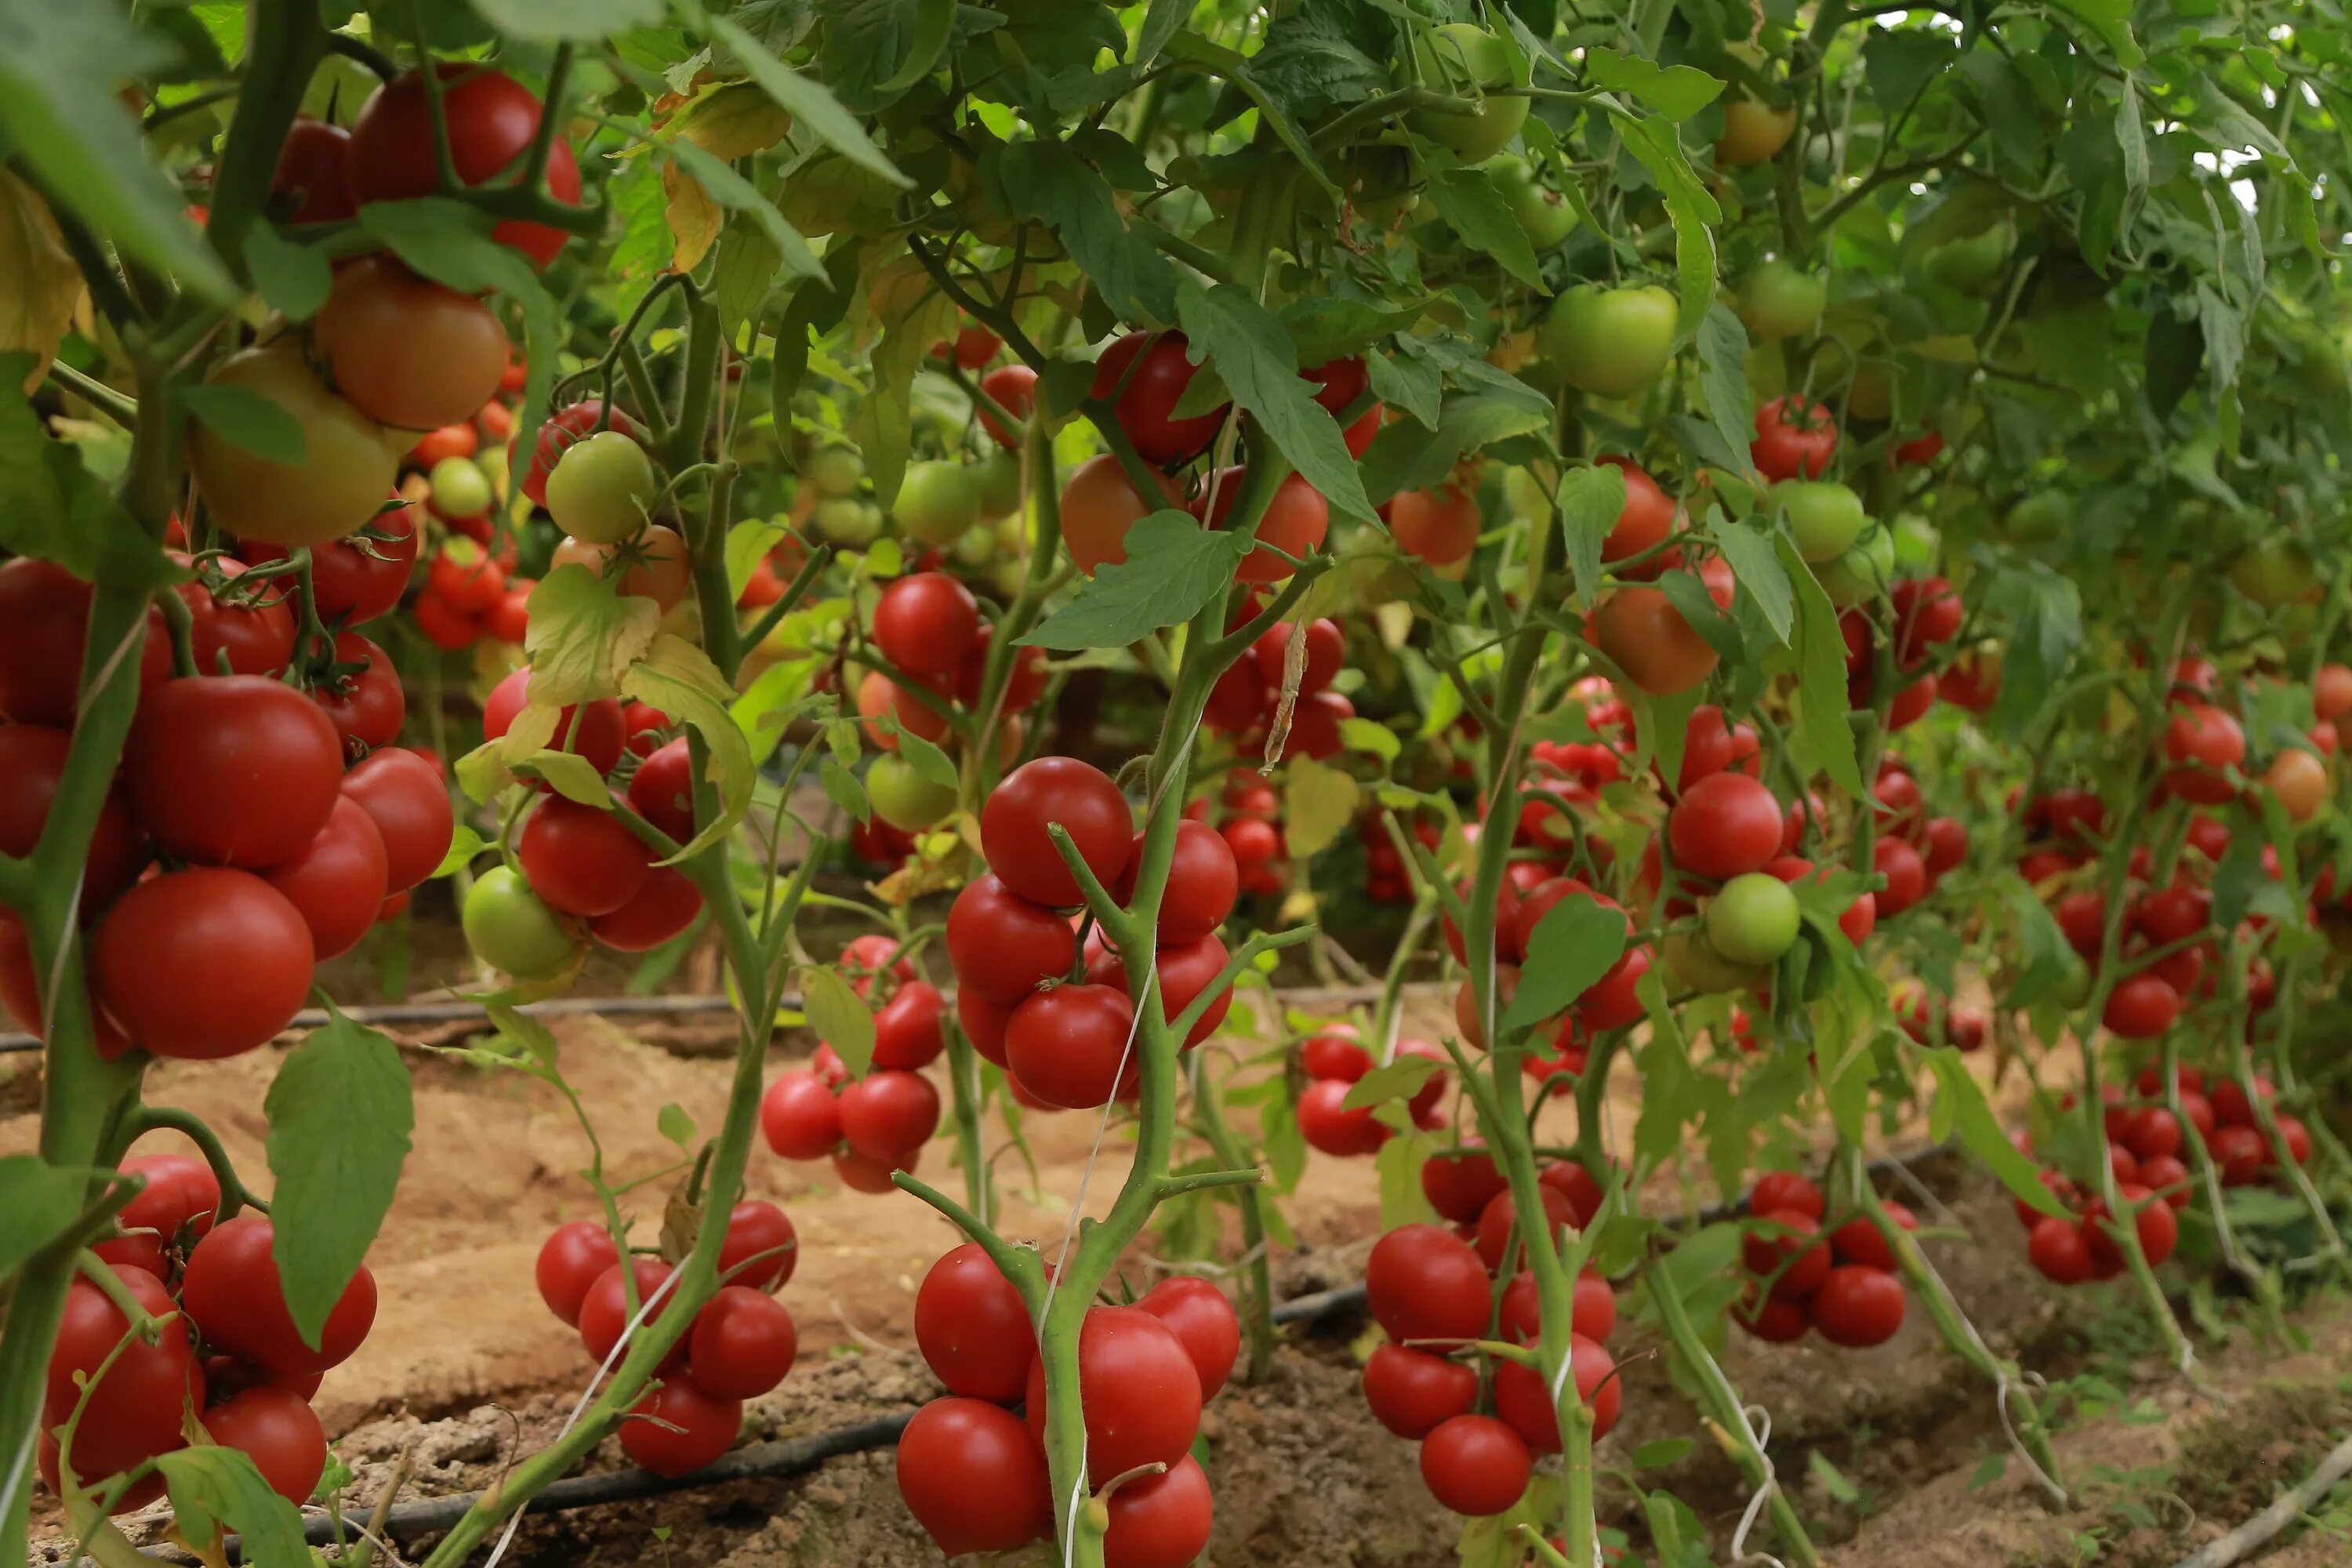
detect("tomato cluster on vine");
top-left (1186, 771), bottom-right (1291, 900)
top-left (1200, 614), bottom-right (1354, 763)
top-left (51, 1162), bottom-right (374, 1512)
top-left (898, 1243), bottom-right (1233, 1566)
top-left (1734, 1172), bottom-right (1911, 1348)
top-left (1294, 1022), bottom-right (1445, 1156)
top-left (760, 935), bottom-right (950, 1191)
top-left (533, 1200), bottom-right (798, 1476)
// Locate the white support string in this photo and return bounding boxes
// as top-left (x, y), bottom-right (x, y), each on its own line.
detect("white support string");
top-left (1723, 1403), bottom-right (1788, 1568)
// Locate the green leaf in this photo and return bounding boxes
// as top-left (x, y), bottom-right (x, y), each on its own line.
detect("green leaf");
top-left (995, 139), bottom-right (1175, 326)
top-left (1861, 30), bottom-right (1955, 111)
top-left (523, 564), bottom-right (662, 704)
top-left (433, 821), bottom-right (488, 878)
top-left (0, 9), bottom-right (238, 307)
top-left (1425, 169), bottom-right (1545, 292)
top-left (1022, 512), bottom-right (1248, 650)
top-left (896, 724), bottom-right (960, 790)
top-left (177, 383), bottom-right (308, 466)
top-left (1630, 1437), bottom-right (1695, 1468)
top-left (0, 1154), bottom-right (91, 1281)
top-left (1286, 755), bottom-right (1360, 858)
top-left (1610, 109), bottom-right (1720, 331)
top-left (1987, 563), bottom-right (2082, 740)
top-left (659, 139), bottom-right (823, 280)
top-left (1695, 303), bottom-right (1755, 478)
top-left (1925, 1048), bottom-right (2067, 1217)
top-left (1555, 462), bottom-right (1624, 608)
top-left (526, 749), bottom-right (615, 805)
top-left (264, 1009), bottom-right (414, 1352)
top-left (1778, 535), bottom-right (1863, 796)
top-left (1374, 1127), bottom-right (1442, 1229)
top-left (1708, 514), bottom-right (1792, 644)
top-left (2051, 0), bottom-right (2143, 67)
top-left (818, 0), bottom-right (958, 105)
top-left (1174, 278), bottom-right (1377, 524)
top-left (0, 358), bottom-right (180, 589)
top-left (156, 1446), bottom-right (310, 1567)
top-left (1340, 717), bottom-right (1400, 764)
top-left (821, 756), bottom-right (870, 824)
top-left (623, 634), bottom-right (758, 861)
top-left (1583, 47), bottom-right (1723, 120)
top-left (708, 13), bottom-right (911, 187)
top-left (799, 963), bottom-right (877, 1076)
top-left (1365, 347), bottom-right (1442, 430)
top-left (1342, 1053), bottom-right (1442, 1111)
top-left (242, 226), bottom-right (332, 321)
top-left (1357, 361), bottom-right (1552, 504)
top-left (1504, 887), bottom-right (1629, 1032)
top-left (466, 0), bottom-right (664, 38)
top-left (656, 1102), bottom-right (698, 1149)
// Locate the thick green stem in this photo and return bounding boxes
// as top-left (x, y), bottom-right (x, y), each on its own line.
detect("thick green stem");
top-left (1189, 1053), bottom-right (1276, 1385)
top-left (1652, 1266), bottom-right (1820, 1567)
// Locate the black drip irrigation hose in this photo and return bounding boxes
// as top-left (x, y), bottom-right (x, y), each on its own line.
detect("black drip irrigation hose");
top-left (147, 1147), bottom-right (1949, 1564)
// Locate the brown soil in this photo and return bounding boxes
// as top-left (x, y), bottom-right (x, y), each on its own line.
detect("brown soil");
top-left (13, 986), bottom-right (2350, 1568)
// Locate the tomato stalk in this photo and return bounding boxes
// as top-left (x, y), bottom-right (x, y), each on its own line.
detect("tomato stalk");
top-left (1185, 1049), bottom-right (1276, 1385)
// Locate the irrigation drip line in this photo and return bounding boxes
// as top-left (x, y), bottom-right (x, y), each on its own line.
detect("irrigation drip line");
top-left (1, 982), bottom-right (1436, 1055)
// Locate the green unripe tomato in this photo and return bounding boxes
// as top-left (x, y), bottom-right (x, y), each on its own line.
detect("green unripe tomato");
top-left (2231, 539), bottom-right (2316, 609)
top-left (463, 866), bottom-right (581, 980)
top-left (2004, 491), bottom-right (2067, 543)
top-left (975, 449), bottom-right (1024, 521)
top-left (1739, 258), bottom-right (1827, 342)
top-left (868, 754), bottom-right (958, 833)
top-left (544, 431), bottom-right (660, 545)
top-left (990, 557), bottom-right (1026, 599)
top-left (428, 456), bottom-right (492, 521)
top-left (2051, 958), bottom-right (2092, 1009)
top-left (892, 459), bottom-right (984, 545)
top-left (1541, 284), bottom-right (1679, 398)
top-left (1663, 928), bottom-right (1759, 995)
top-left (1489, 155), bottom-right (1574, 251)
top-left (1774, 480), bottom-right (1868, 563)
top-left (1816, 527), bottom-right (1896, 607)
top-left (1923, 223), bottom-right (2011, 293)
top-left (1846, 358), bottom-right (1893, 423)
top-left (1407, 24), bottom-right (1530, 164)
top-left (814, 495), bottom-right (882, 546)
top-left (807, 444), bottom-right (866, 497)
top-left (1705, 873), bottom-right (1802, 966)
top-left (951, 526), bottom-right (997, 568)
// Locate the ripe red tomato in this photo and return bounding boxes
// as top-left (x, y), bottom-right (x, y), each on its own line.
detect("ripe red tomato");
top-left (1744, 1210), bottom-right (1832, 1302)
top-left (626, 738), bottom-right (697, 844)
top-left (93, 869), bottom-right (314, 1059)
top-left (1808, 1265), bottom-right (1905, 1347)
top-left (1109, 820), bottom-right (1239, 946)
top-left (1297, 1077), bottom-right (1389, 1155)
top-left (915, 1243), bottom-right (1036, 1403)
top-left (1751, 397), bottom-right (1837, 481)
top-left (1136, 1276), bottom-right (1240, 1399)
top-left (44, 1265), bottom-right (203, 1482)
top-left (1595, 456), bottom-right (1676, 564)
top-left (947, 873), bottom-right (1078, 1001)
top-left (412, 590), bottom-right (481, 648)
top-left (1094, 332), bottom-right (1226, 462)
top-left (1421, 1146), bottom-right (1509, 1224)
top-left (2161, 703), bottom-right (2246, 804)
top-left (482, 667), bottom-right (626, 778)
top-left (1668, 774), bottom-right (1783, 880)
top-left (2027, 1216), bottom-right (2092, 1283)
top-left (271, 118), bottom-right (354, 223)
top-left (1387, 483), bottom-right (1481, 565)
top-left (517, 797), bottom-right (651, 917)
top-left (1492, 1333), bottom-right (1619, 1452)
top-left (896, 1397), bottom-right (1051, 1555)
top-left (953, 626), bottom-right (1049, 711)
top-left (1497, 1268), bottom-right (1618, 1345)
top-left (1589, 557), bottom-right (1733, 696)
top-left (348, 66), bottom-right (582, 266)
top-left (835, 1069), bottom-right (941, 1161)
top-left (124, 675), bottom-right (343, 868)
top-left (871, 980), bottom-right (946, 1071)
top-left (2103, 973), bottom-right (2181, 1039)
top-left (429, 543), bottom-right (506, 612)
top-left (1059, 454), bottom-right (1182, 575)
top-left (1085, 931), bottom-right (1231, 1047)
top-left (1102, 1453), bottom-right (1214, 1568)
top-left (1420, 1414), bottom-right (1532, 1516)
top-left (1751, 1170), bottom-right (1824, 1221)
top-left (183, 1216), bottom-right (376, 1376)
top-left (201, 1385), bottom-right (327, 1502)
top-left (1022, 1305), bottom-right (1202, 1482)
top-left (619, 1375), bottom-right (742, 1476)
top-left (716, 1199), bottom-right (797, 1292)
top-left (873, 572), bottom-right (982, 674)
top-left (535, 1221), bottom-right (622, 1325)
top-left (1006, 984), bottom-right (1138, 1108)
top-left (578, 1258), bottom-right (682, 1369)
top-left (1367, 1224), bottom-right (1492, 1345)
top-left (315, 255), bottom-right (510, 430)
top-left (310, 631), bottom-right (405, 752)
top-left (688, 1287), bottom-right (797, 1398)
top-left (1192, 468), bottom-right (1331, 583)
top-left (1301, 1025), bottom-right (1374, 1083)
top-left (975, 364), bottom-right (1038, 446)
top-left (982, 757), bottom-right (1132, 907)
top-left (1361, 1344), bottom-right (1477, 1439)
top-left (263, 795), bottom-right (390, 960)
top-left (108, 1152), bottom-right (222, 1268)
top-left (241, 502), bottom-right (418, 626)
top-left (178, 559), bottom-right (296, 678)
top-left (340, 747), bottom-right (455, 893)
top-left (0, 724), bottom-right (147, 904)
top-left (0, 559), bottom-right (168, 726)
top-left (760, 1069), bottom-right (843, 1160)
top-left (1250, 618), bottom-right (1344, 694)
top-left (1873, 837), bottom-right (1929, 916)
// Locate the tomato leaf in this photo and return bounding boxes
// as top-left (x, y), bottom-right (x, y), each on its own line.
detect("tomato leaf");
top-left (993, 139), bottom-right (1177, 327)
top-left (1365, 346), bottom-right (1442, 430)
top-left (466, 0), bottom-right (663, 37)
top-left (175, 383), bottom-right (308, 466)
top-left (1925, 1048), bottom-right (2069, 1218)
top-left (525, 563), bottom-right (662, 704)
top-left (1285, 756), bottom-right (1359, 858)
top-left (1357, 360), bottom-right (1553, 505)
top-left (524, 749), bottom-right (613, 806)
top-left (895, 724), bottom-right (960, 790)
top-left (264, 1007), bottom-right (414, 1353)
top-left (1582, 47), bottom-right (1723, 122)
top-left (1778, 535), bottom-right (1864, 796)
top-left (1861, 30), bottom-right (1956, 112)
top-left (0, 358), bottom-right (180, 588)
top-left (1695, 303), bottom-right (1756, 478)
top-left (659, 140), bottom-right (823, 281)
top-left (1708, 513), bottom-right (1792, 645)
top-left (155, 1446), bottom-right (310, 1568)
top-left (1555, 461), bottom-right (1625, 609)
top-left (1022, 511), bottom-right (1247, 650)
top-left (1608, 108), bottom-right (1720, 333)
top-left (1174, 278), bottom-right (1377, 524)
top-left (1425, 168), bottom-right (1545, 292)
top-left (798, 963), bottom-right (877, 1076)
top-left (1342, 1053), bottom-right (1442, 1112)
top-left (656, 1102), bottom-right (699, 1150)
top-left (0, 1154), bottom-right (93, 1282)
top-left (1340, 717), bottom-right (1400, 764)
top-left (1374, 1127), bottom-right (1442, 1229)
top-left (623, 634), bottom-right (758, 861)
top-left (709, 13), bottom-right (911, 187)
top-left (1504, 889), bottom-right (1628, 1032)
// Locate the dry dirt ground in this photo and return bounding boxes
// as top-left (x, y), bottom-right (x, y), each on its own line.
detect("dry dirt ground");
top-left (10, 989), bottom-right (2351, 1568)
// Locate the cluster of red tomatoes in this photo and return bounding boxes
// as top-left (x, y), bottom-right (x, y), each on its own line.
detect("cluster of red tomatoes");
top-left (0, 560), bottom-right (452, 1055)
top-left (898, 1245), bottom-right (1235, 1566)
top-left (1359, 1193), bottom-right (1621, 1517)
top-left (1865, 757), bottom-right (1970, 920)
top-left (1201, 615), bottom-right (1354, 762)
top-left (532, 1200), bottom-right (798, 1476)
top-left (1052, 336), bottom-right (1374, 583)
top-left (1891, 981), bottom-right (1990, 1054)
top-left (53, 1162), bottom-right (375, 1510)
top-left (1734, 1171), bottom-right (1911, 1347)
top-left (401, 340), bottom-right (533, 650)
top-left (760, 936), bottom-right (948, 1192)
top-left (461, 669), bottom-right (705, 979)
top-left (1359, 808), bottom-right (1443, 906)
top-left (1838, 575), bottom-right (1964, 730)
top-left (1293, 1022), bottom-right (1445, 1156)
top-left (943, 758), bottom-right (1240, 1108)
top-left (1185, 771), bottom-right (1292, 899)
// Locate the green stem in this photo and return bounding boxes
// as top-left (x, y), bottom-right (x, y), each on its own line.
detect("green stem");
top-left (1189, 1053), bottom-right (1274, 1385)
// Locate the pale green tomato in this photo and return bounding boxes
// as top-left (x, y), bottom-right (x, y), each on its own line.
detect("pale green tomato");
top-left (975, 450), bottom-right (1024, 521)
top-left (1705, 873), bottom-right (1802, 965)
top-left (1774, 479), bottom-right (1867, 563)
top-left (463, 866), bottom-right (581, 980)
top-left (2005, 491), bottom-right (2067, 543)
top-left (807, 445), bottom-right (866, 497)
top-left (1663, 929), bottom-right (1759, 994)
top-left (893, 460), bottom-right (984, 545)
top-left (814, 495), bottom-right (882, 546)
top-left (1407, 24), bottom-right (1530, 163)
top-left (1924, 223), bottom-right (2010, 293)
top-left (2231, 539), bottom-right (2316, 608)
top-left (952, 526), bottom-right (998, 568)
top-left (1816, 528), bottom-right (1896, 608)
top-left (1541, 284), bottom-right (1679, 398)
top-left (1891, 513), bottom-right (1940, 566)
top-left (429, 456), bottom-right (492, 521)
top-left (993, 508), bottom-right (1029, 554)
top-left (1488, 155), bottom-right (1574, 250)
top-left (990, 557), bottom-right (1026, 599)
top-left (868, 754), bottom-right (959, 833)
top-left (544, 431), bottom-right (660, 545)
top-left (1739, 258), bottom-right (1827, 342)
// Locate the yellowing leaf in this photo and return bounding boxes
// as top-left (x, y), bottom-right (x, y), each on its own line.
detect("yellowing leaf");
top-left (662, 158), bottom-right (722, 273)
top-left (624, 634), bottom-right (757, 861)
top-left (523, 564), bottom-right (662, 704)
top-left (1285, 756), bottom-right (1359, 858)
top-left (0, 169), bottom-right (83, 394)
top-left (676, 81), bottom-right (795, 159)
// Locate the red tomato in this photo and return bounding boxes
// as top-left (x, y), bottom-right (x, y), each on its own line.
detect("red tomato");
top-left (873, 572), bottom-right (981, 674)
top-left (124, 676), bottom-right (343, 869)
top-left (946, 874), bottom-right (1077, 1004)
top-left (1595, 456), bottom-right (1676, 564)
top-left (1751, 1170), bottom-right (1824, 1220)
top-left (1873, 837), bottom-right (1928, 917)
top-left (1809, 1265), bottom-right (1905, 1347)
top-left (716, 1199), bottom-right (797, 1292)
top-left (1492, 1333), bottom-right (1618, 1452)
top-left (0, 724), bottom-right (147, 905)
top-left (315, 254), bottom-right (511, 430)
top-left (915, 1243), bottom-right (1036, 1403)
top-left (1361, 1343), bottom-right (1478, 1438)
top-left (1668, 774), bottom-right (1784, 880)
top-left (578, 1258), bottom-right (682, 1370)
top-left (1891, 575), bottom-right (1962, 663)
top-left (1006, 983), bottom-right (1138, 1108)
top-left (517, 797), bottom-right (651, 917)
top-left (1192, 467), bottom-right (1331, 583)
top-left (619, 1376), bottom-right (742, 1476)
top-left (835, 1069), bottom-right (942, 1161)
top-left (271, 118), bottom-right (354, 224)
top-left (1297, 1076), bottom-right (1389, 1155)
top-left (341, 747), bottom-right (455, 893)
top-left (1421, 1146), bottom-right (1509, 1224)
top-left (0, 558), bottom-right (172, 726)
top-left (93, 869), bottom-right (314, 1059)
top-left (896, 1397), bottom-right (1051, 1555)
top-left (535, 1221), bottom-right (622, 1325)
top-left (201, 1386), bottom-right (327, 1502)
top-left (1419, 1414), bottom-right (1532, 1516)
top-left (2027, 1216), bottom-right (2092, 1283)
top-left (348, 66), bottom-right (583, 267)
top-left (44, 1265), bottom-right (203, 1483)
top-left (1137, 1276), bottom-right (1241, 1399)
top-left (1103, 1454), bottom-right (1214, 1568)
top-left (688, 1287), bottom-right (797, 1398)
top-left (2161, 703), bottom-right (2246, 804)
top-left (1022, 1305), bottom-right (1202, 1483)
top-left (1744, 1210), bottom-right (1832, 1302)
top-left (311, 631), bottom-right (406, 753)
top-left (1093, 332), bottom-right (1226, 462)
top-left (1751, 397), bottom-right (1837, 481)
top-left (981, 757), bottom-right (1132, 907)
top-left (760, 1069), bottom-right (843, 1161)
top-left (1366, 1224), bottom-right (1490, 1345)
top-left (1110, 820), bottom-right (1240, 946)
top-left (1250, 618), bottom-right (1345, 694)
top-left (1387, 483), bottom-right (1481, 565)
top-left (183, 1216), bottom-right (376, 1376)
top-left (2102, 973), bottom-right (2181, 1040)
top-left (263, 795), bottom-right (390, 960)
top-left (976, 364), bottom-right (1038, 446)
top-left (873, 980), bottom-right (948, 1070)
top-left (482, 667), bottom-right (626, 778)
